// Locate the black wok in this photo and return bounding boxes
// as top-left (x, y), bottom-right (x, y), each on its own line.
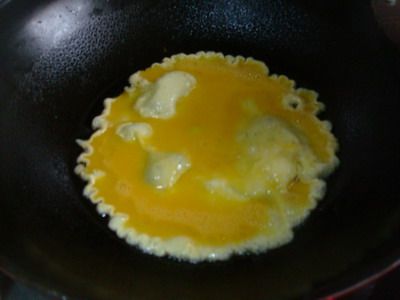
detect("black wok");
top-left (1, 0), bottom-right (400, 299)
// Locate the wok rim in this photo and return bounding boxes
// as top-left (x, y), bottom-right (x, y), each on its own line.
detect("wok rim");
top-left (1, 245), bottom-right (400, 299)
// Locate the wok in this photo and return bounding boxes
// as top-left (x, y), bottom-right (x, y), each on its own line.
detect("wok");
top-left (1, 0), bottom-right (400, 299)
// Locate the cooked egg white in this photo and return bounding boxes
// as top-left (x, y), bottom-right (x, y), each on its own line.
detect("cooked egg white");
top-left (76, 52), bottom-right (339, 262)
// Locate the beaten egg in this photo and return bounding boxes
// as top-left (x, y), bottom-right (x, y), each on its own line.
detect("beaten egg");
top-left (76, 52), bottom-right (339, 262)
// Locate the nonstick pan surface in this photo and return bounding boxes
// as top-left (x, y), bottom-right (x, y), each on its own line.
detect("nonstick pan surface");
top-left (1, 1), bottom-right (400, 299)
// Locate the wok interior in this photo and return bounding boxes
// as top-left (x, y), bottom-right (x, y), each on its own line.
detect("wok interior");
top-left (1, 0), bottom-right (400, 299)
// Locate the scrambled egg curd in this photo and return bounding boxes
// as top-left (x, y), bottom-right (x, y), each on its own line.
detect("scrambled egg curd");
top-left (76, 52), bottom-right (338, 262)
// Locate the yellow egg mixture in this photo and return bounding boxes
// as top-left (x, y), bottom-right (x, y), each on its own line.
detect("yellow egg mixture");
top-left (76, 52), bottom-right (338, 261)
